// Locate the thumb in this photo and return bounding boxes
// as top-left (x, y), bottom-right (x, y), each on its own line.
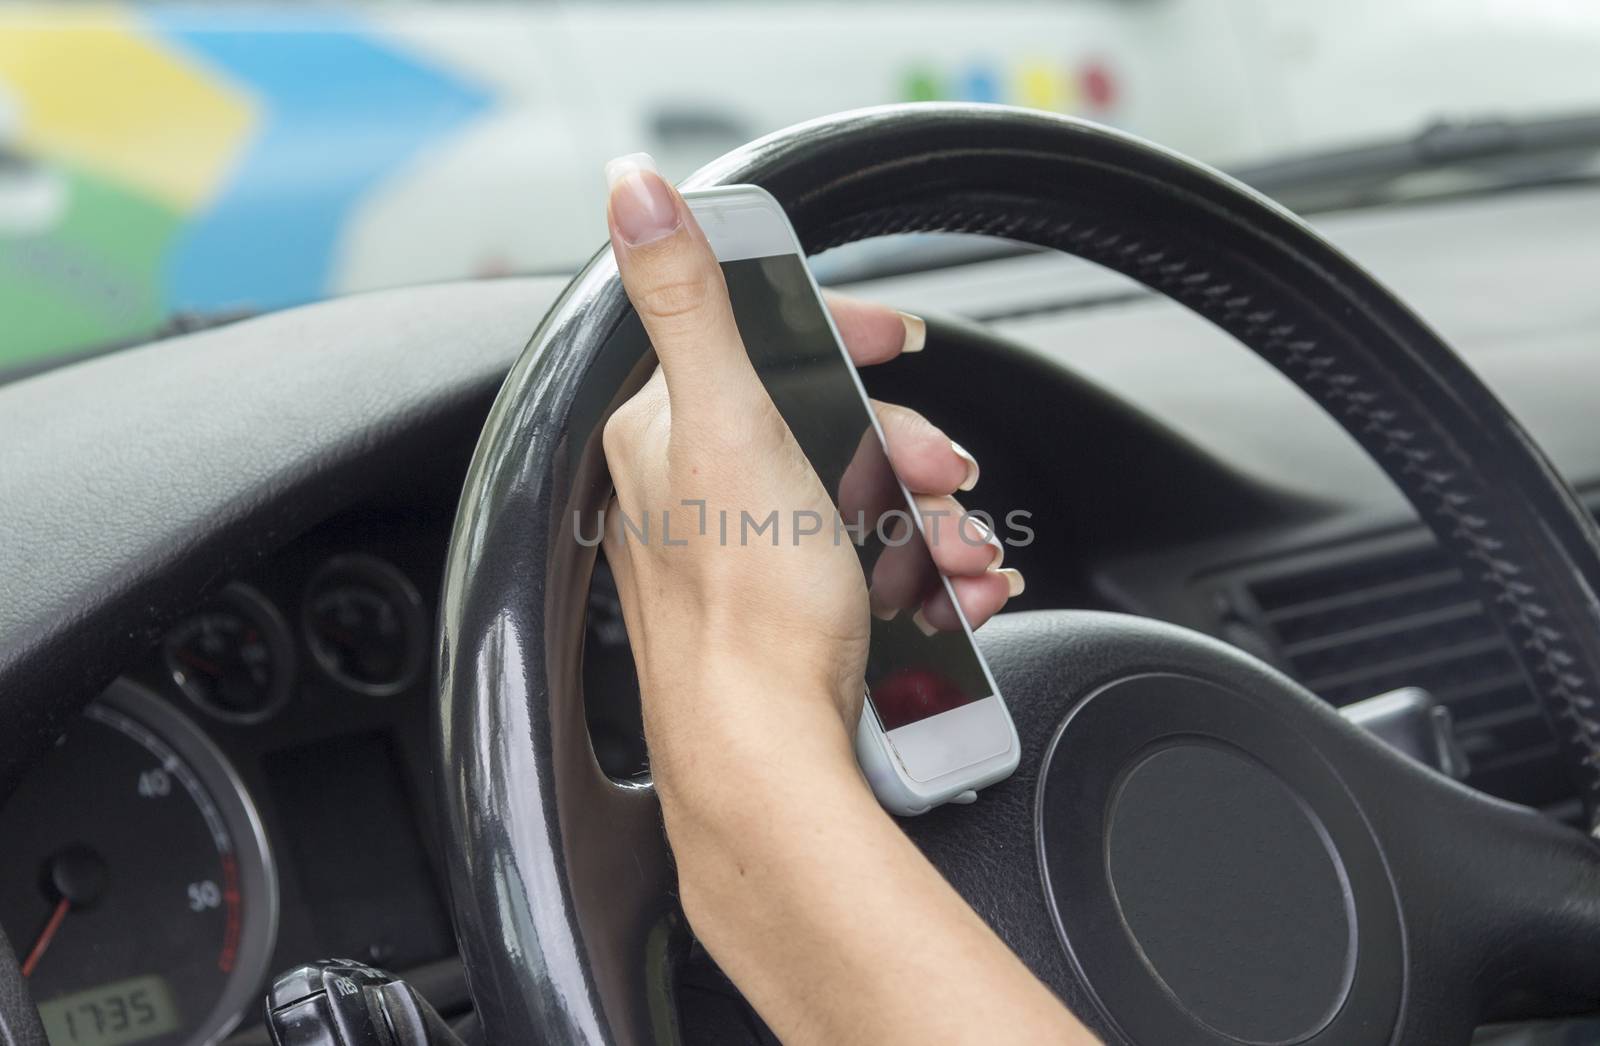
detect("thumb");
top-left (605, 153), bottom-right (756, 412)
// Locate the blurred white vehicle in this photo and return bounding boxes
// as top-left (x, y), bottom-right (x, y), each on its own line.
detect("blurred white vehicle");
top-left (2, 0), bottom-right (1599, 370)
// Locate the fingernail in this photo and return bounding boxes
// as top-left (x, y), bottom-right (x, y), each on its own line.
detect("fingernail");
top-left (951, 442), bottom-right (979, 492)
top-left (981, 529), bottom-right (1006, 568)
top-left (911, 608), bottom-right (939, 637)
top-left (869, 587), bottom-right (900, 622)
top-left (605, 152), bottom-right (681, 246)
top-left (963, 515), bottom-right (1003, 568)
top-left (898, 311), bottom-right (926, 354)
top-left (995, 567), bottom-right (1025, 597)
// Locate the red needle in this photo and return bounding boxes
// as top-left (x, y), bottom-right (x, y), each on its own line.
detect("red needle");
top-left (20, 897), bottom-right (69, 977)
top-left (178, 649), bottom-right (223, 676)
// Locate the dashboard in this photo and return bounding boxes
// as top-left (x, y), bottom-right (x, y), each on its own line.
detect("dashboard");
top-left (2, 179), bottom-right (1598, 1045)
top-left (0, 509), bottom-right (464, 1046)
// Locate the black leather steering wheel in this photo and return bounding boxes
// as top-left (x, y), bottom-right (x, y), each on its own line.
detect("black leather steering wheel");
top-left (436, 103), bottom-right (1600, 1045)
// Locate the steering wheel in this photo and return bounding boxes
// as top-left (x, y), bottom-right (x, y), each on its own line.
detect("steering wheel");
top-left (436, 104), bottom-right (1600, 1045)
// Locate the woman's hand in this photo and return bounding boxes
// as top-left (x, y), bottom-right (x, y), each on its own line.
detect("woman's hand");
top-left (599, 155), bottom-right (1088, 1046)
top-left (600, 153), bottom-right (1020, 806)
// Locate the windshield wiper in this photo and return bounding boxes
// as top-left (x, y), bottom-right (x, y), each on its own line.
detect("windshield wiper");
top-left (1234, 110), bottom-right (1600, 213)
top-left (820, 110), bottom-right (1600, 286)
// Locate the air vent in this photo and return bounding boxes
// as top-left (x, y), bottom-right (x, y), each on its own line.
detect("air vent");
top-left (1241, 542), bottom-right (1567, 809)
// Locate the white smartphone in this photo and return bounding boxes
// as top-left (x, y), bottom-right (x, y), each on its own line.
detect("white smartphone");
top-left (682, 185), bottom-right (1021, 815)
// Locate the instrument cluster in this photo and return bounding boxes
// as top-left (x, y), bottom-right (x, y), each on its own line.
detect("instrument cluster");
top-left (2, 515), bottom-right (456, 1046)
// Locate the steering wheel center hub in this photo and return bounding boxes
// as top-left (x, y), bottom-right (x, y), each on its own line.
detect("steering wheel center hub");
top-left (1108, 741), bottom-right (1354, 1043)
top-left (1038, 673), bottom-right (1400, 1045)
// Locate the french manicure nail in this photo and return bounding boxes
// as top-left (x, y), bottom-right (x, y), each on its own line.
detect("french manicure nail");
top-left (996, 568), bottom-right (1025, 597)
top-left (912, 608), bottom-right (939, 637)
top-left (963, 515), bottom-right (1003, 567)
top-left (898, 311), bottom-right (926, 354)
top-left (870, 588), bottom-right (900, 622)
top-left (951, 442), bottom-right (979, 492)
top-left (605, 152), bottom-right (681, 246)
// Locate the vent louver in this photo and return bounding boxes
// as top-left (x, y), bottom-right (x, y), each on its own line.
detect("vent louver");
top-left (1244, 543), bottom-right (1568, 809)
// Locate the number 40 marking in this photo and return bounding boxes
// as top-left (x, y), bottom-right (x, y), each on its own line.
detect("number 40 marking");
top-left (137, 769), bottom-right (171, 798)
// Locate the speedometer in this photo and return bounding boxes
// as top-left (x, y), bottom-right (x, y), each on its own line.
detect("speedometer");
top-left (0, 680), bottom-right (277, 1046)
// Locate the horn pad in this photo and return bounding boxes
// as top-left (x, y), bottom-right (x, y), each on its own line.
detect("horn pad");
top-left (1037, 674), bottom-right (1404, 1044)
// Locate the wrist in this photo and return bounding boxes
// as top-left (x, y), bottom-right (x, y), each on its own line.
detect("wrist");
top-left (651, 695), bottom-right (865, 824)
top-left (635, 660), bottom-right (878, 920)
top-left (639, 653), bottom-right (861, 792)
top-left (661, 734), bottom-right (888, 938)
top-left (649, 684), bottom-right (868, 844)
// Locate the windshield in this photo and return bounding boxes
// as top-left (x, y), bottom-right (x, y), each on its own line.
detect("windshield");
top-left (4, 1), bottom-right (1600, 372)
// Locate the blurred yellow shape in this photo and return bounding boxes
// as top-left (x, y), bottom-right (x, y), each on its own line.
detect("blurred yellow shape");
top-left (0, 8), bottom-right (255, 211)
top-left (1017, 60), bottom-right (1080, 114)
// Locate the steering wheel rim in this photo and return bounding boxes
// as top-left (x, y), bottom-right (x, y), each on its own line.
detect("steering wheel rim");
top-left (437, 102), bottom-right (1600, 1045)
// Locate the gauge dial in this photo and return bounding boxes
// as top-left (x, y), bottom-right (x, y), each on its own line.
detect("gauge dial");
top-left (163, 585), bottom-right (294, 725)
top-left (302, 555), bottom-right (426, 697)
top-left (0, 680), bottom-right (278, 1046)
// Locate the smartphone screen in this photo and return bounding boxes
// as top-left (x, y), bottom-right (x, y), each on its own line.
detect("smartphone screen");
top-left (718, 252), bottom-right (996, 731)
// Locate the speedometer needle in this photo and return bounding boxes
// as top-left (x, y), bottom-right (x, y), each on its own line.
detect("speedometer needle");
top-left (20, 897), bottom-right (69, 977)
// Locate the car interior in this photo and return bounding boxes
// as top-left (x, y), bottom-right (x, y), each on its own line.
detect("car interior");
top-left (4, 97), bottom-right (1600, 1046)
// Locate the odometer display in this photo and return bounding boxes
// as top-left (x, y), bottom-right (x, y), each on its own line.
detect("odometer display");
top-left (37, 975), bottom-right (181, 1046)
top-left (0, 682), bottom-right (277, 1046)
